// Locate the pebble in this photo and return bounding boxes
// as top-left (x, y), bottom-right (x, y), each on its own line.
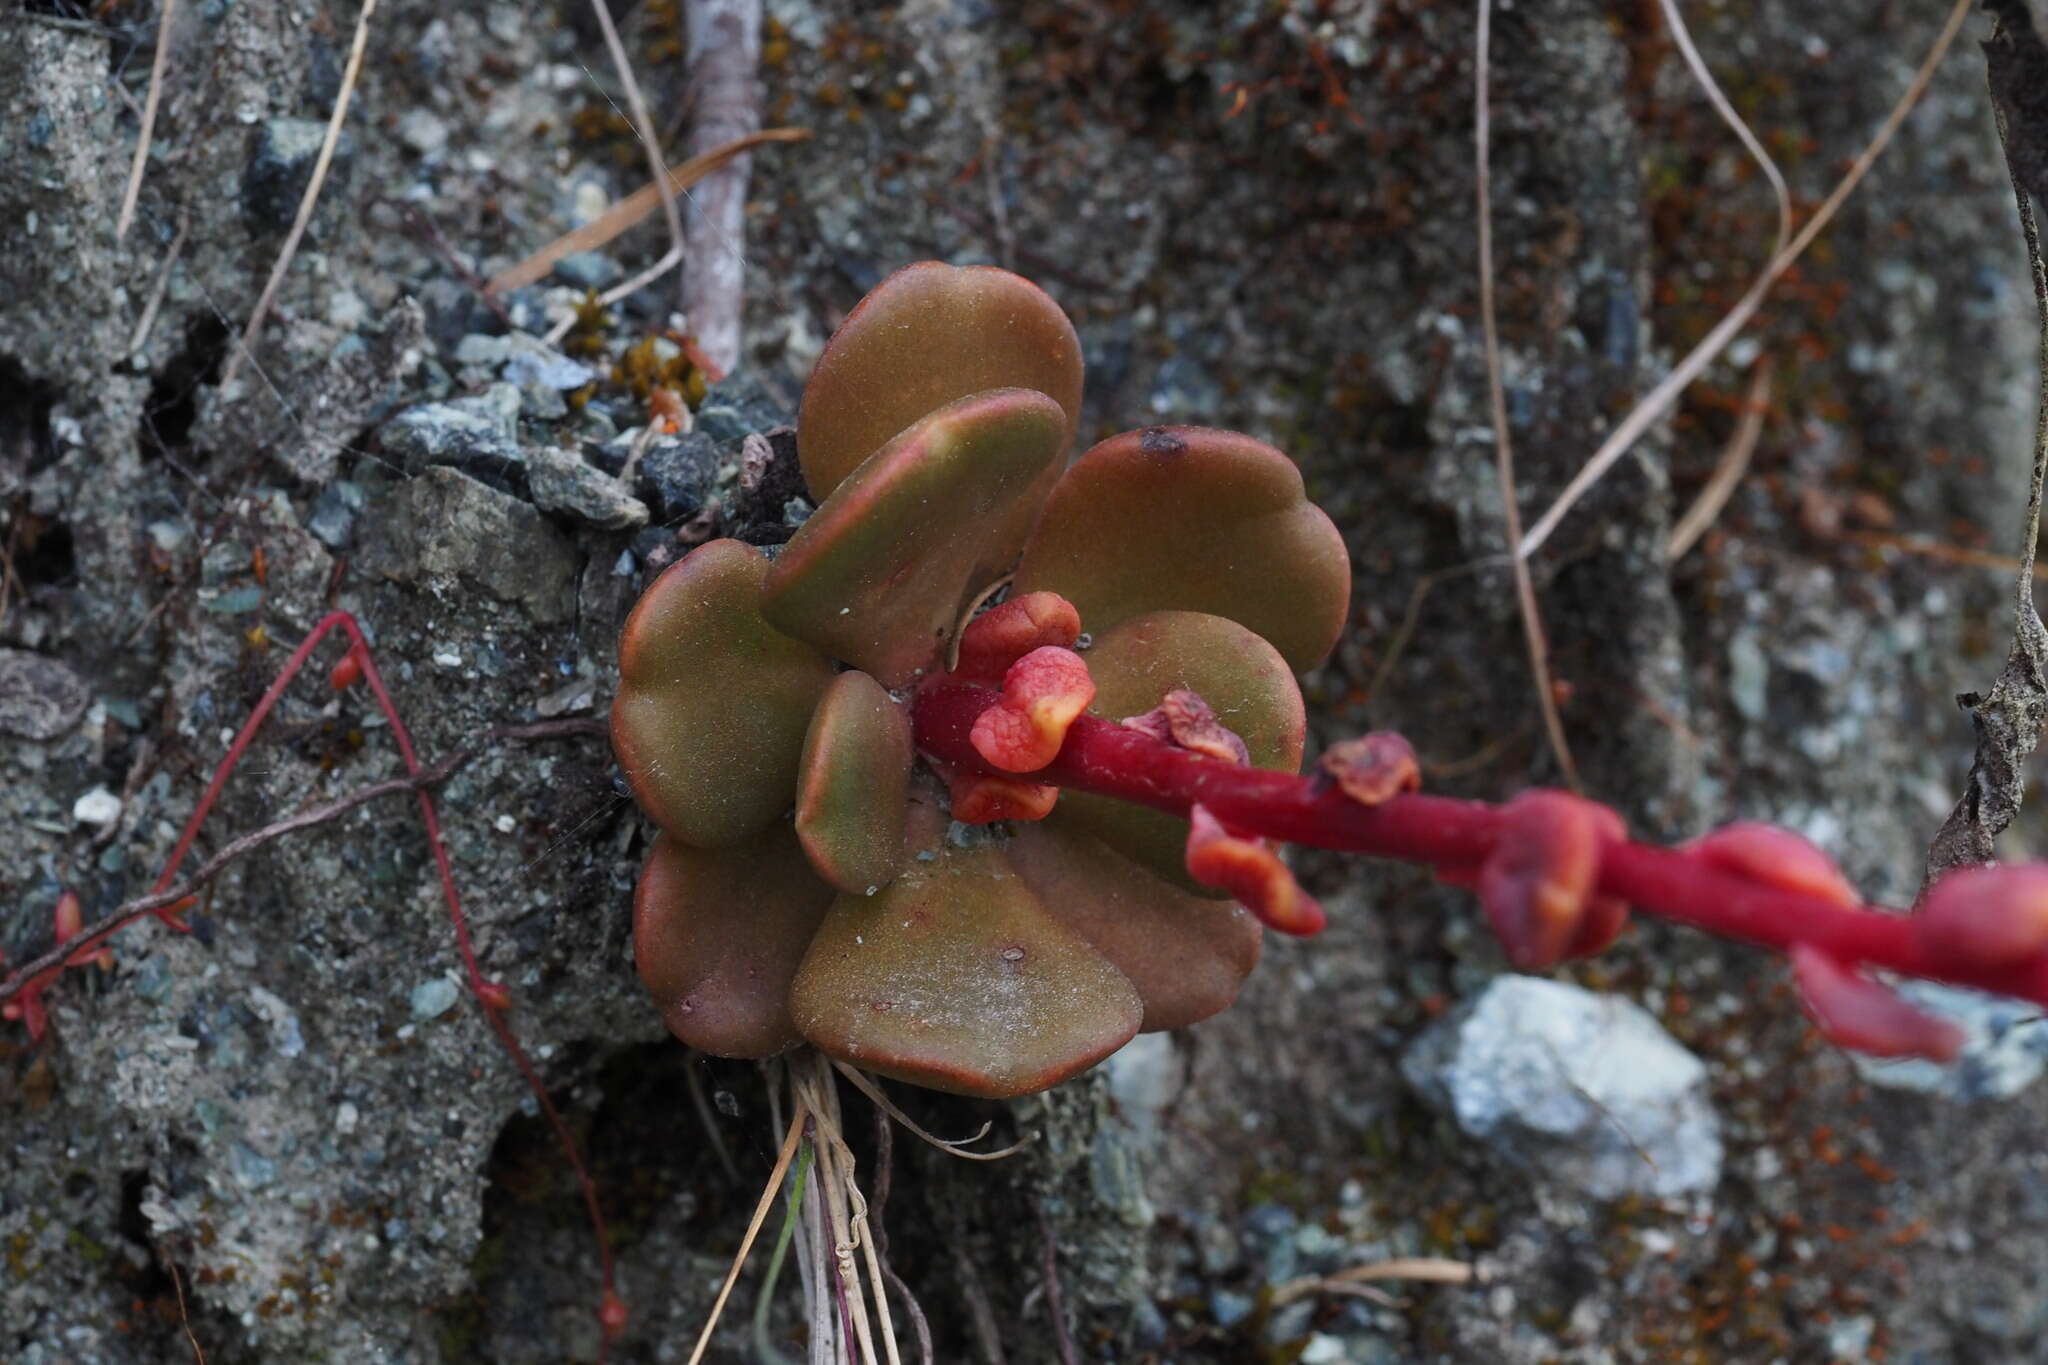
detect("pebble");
top-left (242, 118), bottom-right (354, 235)
top-left (0, 648), bottom-right (92, 740)
top-left (527, 443), bottom-right (648, 529)
top-left (378, 386), bottom-right (529, 495)
top-left (305, 480), bottom-right (367, 550)
top-left (71, 785), bottom-right (121, 827)
top-left (409, 977), bottom-right (461, 1021)
top-left (1402, 975), bottom-right (1723, 1199)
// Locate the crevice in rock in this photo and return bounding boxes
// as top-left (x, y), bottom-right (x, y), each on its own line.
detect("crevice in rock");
top-left (141, 314), bottom-right (232, 458)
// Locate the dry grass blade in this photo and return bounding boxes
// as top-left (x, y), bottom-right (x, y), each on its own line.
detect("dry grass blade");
top-left (1519, 0), bottom-right (1976, 559)
top-left (685, 1092), bottom-right (809, 1365)
top-left (218, 0), bottom-right (378, 391)
top-left (1474, 0), bottom-right (1580, 791)
top-left (128, 213), bottom-right (189, 357)
top-left (486, 128), bottom-right (809, 295)
top-left (1268, 1256), bottom-right (1476, 1309)
top-left (589, 0), bottom-right (687, 312)
top-left (1658, 0), bottom-right (1792, 253)
top-left (116, 0), bottom-right (178, 241)
top-left (1666, 359), bottom-right (1772, 561)
top-left (832, 1061), bottom-right (1031, 1160)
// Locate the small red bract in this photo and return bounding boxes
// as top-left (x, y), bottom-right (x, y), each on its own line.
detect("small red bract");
top-left (947, 770), bottom-right (1059, 824)
top-left (1184, 804), bottom-right (1325, 935)
top-left (969, 645), bottom-right (1096, 773)
top-left (1791, 945), bottom-right (1965, 1063)
top-left (1476, 790), bottom-right (1627, 973)
top-left (953, 591), bottom-right (1081, 683)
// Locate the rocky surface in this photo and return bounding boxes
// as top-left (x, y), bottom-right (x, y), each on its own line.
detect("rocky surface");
top-left (6, 1), bottom-right (2048, 1363)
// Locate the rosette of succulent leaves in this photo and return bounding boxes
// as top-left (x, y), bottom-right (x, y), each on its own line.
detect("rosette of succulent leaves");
top-left (613, 261), bottom-right (1350, 1100)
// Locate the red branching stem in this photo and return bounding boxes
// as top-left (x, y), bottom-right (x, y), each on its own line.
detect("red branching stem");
top-left (912, 680), bottom-right (2048, 1011)
top-left (121, 610), bottom-right (618, 1347)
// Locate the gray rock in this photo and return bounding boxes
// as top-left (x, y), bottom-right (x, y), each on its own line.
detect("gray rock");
top-left (410, 977), bottom-right (460, 1021)
top-left (377, 384), bottom-right (528, 494)
top-left (1854, 981), bottom-right (2048, 1101)
top-left (0, 648), bottom-right (90, 740)
top-left (527, 444), bottom-right (648, 529)
top-left (242, 117), bottom-right (353, 235)
top-left (627, 429), bottom-right (722, 524)
top-left (551, 251), bottom-right (623, 290)
top-left (1402, 976), bottom-right (1722, 1200)
top-left (305, 479), bottom-right (368, 549)
top-left (694, 371), bottom-right (790, 445)
top-left (452, 331), bottom-right (596, 391)
top-left (356, 466), bottom-right (578, 623)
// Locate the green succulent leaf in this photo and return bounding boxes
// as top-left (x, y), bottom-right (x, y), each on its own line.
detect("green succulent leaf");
top-left (797, 261), bottom-right (1084, 501)
top-left (1012, 426), bottom-right (1352, 671)
top-left (1051, 610), bottom-right (1306, 895)
top-left (761, 388), bottom-right (1068, 686)
top-left (1006, 822), bottom-right (1262, 1033)
top-left (789, 830), bottom-right (1142, 1099)
top-left (612, 539), bottom-right (835, 848)
top-left (634, 828), bottom-right (836, 1058)
top-left (794, 670), bottom-right (914, 894)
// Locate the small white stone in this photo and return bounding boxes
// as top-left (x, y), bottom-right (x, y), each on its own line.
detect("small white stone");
top-left (72, 786), bottom-right (122, 827)
top-left (432, 649), bottom-right (462, 669)
top-left (495, 814), bottom-right (517, 834)
top-left (336, 1101), bottom-right (360, 1134)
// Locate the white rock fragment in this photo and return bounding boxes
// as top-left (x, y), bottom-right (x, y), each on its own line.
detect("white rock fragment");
top-left (72, 786), bottom-right (122, 827)
top-left (1402, 975), bottom-right (1723, 1200)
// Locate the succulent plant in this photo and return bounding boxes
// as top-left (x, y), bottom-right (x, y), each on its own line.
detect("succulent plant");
top-left (613, 262), bottom-right (1350, 1099)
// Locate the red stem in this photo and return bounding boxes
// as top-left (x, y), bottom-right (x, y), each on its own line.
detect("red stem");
top-left (149, 611), bottom-right (621, 1350)
top-left (913, 679), bottom-right (2048, 1010)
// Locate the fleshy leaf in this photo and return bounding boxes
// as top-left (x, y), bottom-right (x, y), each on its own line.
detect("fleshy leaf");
top-left (634, 828), bottom-right (836, 1058)
top-left (1051, 610), bottom-right (1305, 896)
top-left (789, 835), bottom-right (1142, 1098)
top-left (613, 540), bottom-right (835, 848)
top-left (761, 389), bottom-right (1067, 685)
top-left (795, 671), bottom-right (914, 894)
top-left (797, 261), bottom-right (1084, 501)
top-left (1012, 426), bottom-right (1352, 671)
top-left (1007, 822), bottom-right (1261, 1032)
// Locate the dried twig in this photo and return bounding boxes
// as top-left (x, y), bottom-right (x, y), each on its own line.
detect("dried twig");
top-left (1926, 7), bottom-right (2048, 880)
top-left (1473, 0), bottom-right (1579, 790)
top-left (1658, 0), bottom-right (1792, 252)
top-left (219, 0), bottom-right (378, 391)
top-left (1519, 0), bottom-right (1975, 559)
top-left (1267, 1256), bottom-right (1476, 1310)
top-left (0, 718), bottom-right (605, 1007)
top-left (165, 1254), bottom-right (207, 1364)
top-left (127, 213), bottom-right (189, 358)
top-left (1032, 1201), bottom-right (1079, 1365)
top-left (116, 0), bottom-right (178, 242)
top-left (590, 0), bottom-right (688, 312)
top-left (1665, 359), bottom-right (1771, 562)
top-left (487, 129), bottom-right (807, 296)
top-left (681, 0), bottom-right (765, 373)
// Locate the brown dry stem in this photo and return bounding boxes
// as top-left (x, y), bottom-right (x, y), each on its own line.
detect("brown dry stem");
top-left (1925, 9), bottom-right (2048, 880)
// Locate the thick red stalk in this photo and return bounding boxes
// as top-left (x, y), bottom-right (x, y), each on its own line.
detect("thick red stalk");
top-left (913, 680), bottom-right (2048, 1011)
